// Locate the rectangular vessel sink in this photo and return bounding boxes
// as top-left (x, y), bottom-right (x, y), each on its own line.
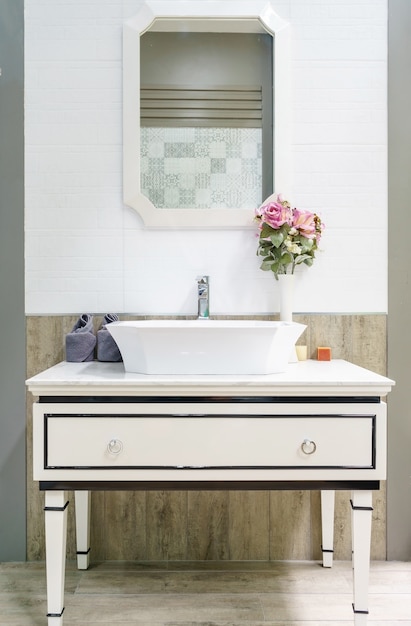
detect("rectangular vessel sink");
top-left (107, 320), bottom-right (306, 375)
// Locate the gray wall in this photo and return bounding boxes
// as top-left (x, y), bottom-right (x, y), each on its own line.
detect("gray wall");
top-left (0, 1), bottom-right (26, 560)
top-left (387, 0), bottom-right (411, 560)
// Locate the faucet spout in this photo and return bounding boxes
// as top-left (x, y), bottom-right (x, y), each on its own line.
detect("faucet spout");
top-left (196, 275), bottom-right (209, 319)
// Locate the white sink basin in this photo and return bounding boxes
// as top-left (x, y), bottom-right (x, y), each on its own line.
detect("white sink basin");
top-left (107, 319), bottom-right (306, 375)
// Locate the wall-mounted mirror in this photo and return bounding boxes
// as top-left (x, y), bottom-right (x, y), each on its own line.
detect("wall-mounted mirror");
top-left (123, 1), bottom-right (290, 229)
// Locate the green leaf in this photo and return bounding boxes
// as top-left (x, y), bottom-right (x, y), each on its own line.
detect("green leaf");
top-left (258, 246), bottom-right (272, 257)
top-left (294, 253), bottom-right (312, 265)
top-left (269, 231), bottom-right (284, 248)
top-left (260, 259), bottom-right (276, 271)
top-left (260, 223), bottom-right (276, 238)
top-left (303, 257), bottom-right (314, 267)
top-left (280, 251), bottom-right (293, 266)
top-left (298, 237), bottom-right (314, 253)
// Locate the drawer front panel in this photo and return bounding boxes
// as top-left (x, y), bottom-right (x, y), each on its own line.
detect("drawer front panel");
top-left (45, 414), bottom-right (375, 470)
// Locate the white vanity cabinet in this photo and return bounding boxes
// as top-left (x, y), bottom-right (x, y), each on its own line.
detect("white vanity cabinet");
top-left (27, 359), bottom-right (394, 626)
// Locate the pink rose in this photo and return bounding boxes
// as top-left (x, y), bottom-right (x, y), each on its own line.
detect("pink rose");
top-left (257, 202), bottom-right (293, 230)
top-left (292, 209), bottom-right (317, 239)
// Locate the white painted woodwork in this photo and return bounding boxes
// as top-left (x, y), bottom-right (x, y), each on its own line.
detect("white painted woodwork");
top-left (74, 491), bottom-right (90, 570)
top-left (45, 491), bottom-right (68, 625)
top-left (26, 359), bottom-right (394, 626)
top-left (45, 412), bottom-right (374, 469)
top-left (33, 400), bottom-right (386, 483)
top-left (123, 0), bottom-right (290, 228)
top-left (321, 490), bottom-right (335, 568)
top-left (352, 490), bottom-right (373, 624)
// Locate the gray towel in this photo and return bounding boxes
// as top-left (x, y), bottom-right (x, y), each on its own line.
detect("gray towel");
top-left (65, 314), bottom-right (96, 362)
top-left (97, 314), bottom-right (122, 362)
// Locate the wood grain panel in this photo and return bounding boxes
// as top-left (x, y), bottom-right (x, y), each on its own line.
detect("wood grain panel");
top-left (228, 491), bottom-right (269, 559)
top-left (146, 491), bottom-right (187, 560)
top-left (269, 490), bottom-right (312, 560)
top-left (187, 491), bottom-right (229, 560)
top-left (104, 491), bottom-right (147, 560)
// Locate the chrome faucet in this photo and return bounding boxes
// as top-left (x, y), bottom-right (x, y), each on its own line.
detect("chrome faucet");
top-left (196, 275), bottom-right (209, 319)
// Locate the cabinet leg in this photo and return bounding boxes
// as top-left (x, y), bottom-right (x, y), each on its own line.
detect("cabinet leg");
top-left (351, 490), bottom-right (373, 625)
top-left (320, 490), bottom-right (335, 568)
top-left (75, 491), bottom-right (91, 570)
top-left (45, 491), bottom-right (69, 626)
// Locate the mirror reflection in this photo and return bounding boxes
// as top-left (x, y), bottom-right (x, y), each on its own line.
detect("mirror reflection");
top-left (140, 32), bottom-right (273, 210)
top-left (122, 1), bottom-right (290, 229)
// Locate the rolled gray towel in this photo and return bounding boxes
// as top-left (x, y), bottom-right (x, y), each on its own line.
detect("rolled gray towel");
top-left (65, 314), bottom-right (96, 362)
top-left (97, 314), bottom-right (122, 362)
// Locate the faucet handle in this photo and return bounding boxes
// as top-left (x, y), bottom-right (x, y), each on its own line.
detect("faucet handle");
top-left (196, 275), bottom-right (209, 284)
top-left (196, 276), bottom-right (209, 319)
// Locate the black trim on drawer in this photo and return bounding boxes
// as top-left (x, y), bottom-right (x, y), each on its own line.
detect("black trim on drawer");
top-left (43, 413), bottom-right (377, 471)
top-left (40, 480), bottom-right (381, 491)
top-left (39, 395), bottom-right (381, 404)
top-left (45, 464), bottom-right (376, 471)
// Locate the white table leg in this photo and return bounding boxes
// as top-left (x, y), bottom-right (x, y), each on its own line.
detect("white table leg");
top-left (44, 491), bottom-right (68, 626)
top-left (75, 491), bottom-right (91, 570)
top-left (320, 490), bottom-right (335, 567)
top-left (351, 490), bottom-right (373, 625)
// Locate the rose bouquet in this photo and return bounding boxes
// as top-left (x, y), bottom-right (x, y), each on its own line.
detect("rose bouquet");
top-left (255, 194), bottom-right (324, 279)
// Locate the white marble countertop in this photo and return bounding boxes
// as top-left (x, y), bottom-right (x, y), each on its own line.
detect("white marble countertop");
top-left (26, 360), bottom-right (395, 397)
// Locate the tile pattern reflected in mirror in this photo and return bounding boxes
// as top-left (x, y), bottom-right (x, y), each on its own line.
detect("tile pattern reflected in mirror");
top-left (141, 127), bottom-right (262, 209)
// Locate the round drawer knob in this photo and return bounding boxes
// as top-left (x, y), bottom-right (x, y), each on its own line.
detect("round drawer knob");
top-left (107, 439), bottom-right (123, 455)
top-left (301, 439), bottom-right (317, 455)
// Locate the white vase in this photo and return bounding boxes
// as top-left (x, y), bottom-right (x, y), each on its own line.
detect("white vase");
top-left (277, 273), bottom-right (297, 362)
top-left (278, 273), bottom-right (294, 322)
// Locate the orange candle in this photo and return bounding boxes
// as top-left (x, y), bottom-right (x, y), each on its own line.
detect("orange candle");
top-left (317, 346), bottom-right (332, 361)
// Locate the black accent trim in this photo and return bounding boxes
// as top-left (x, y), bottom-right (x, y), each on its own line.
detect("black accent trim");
top-left (47, 608), bottom-right (65, 618)
top-left (321, 545), bottom-right (334, 553)
top-left (44, 501), bottom-right (69, 512)
top-left (39, 395), bottom-right (381, 404)
top-left (40, 480), bottom-right (380, 492)
top-left (352, 604), bottom-right (369, 615)
top-left (45, 465), bottom-right (375, 471)
top-left (372, 413), bottom-right (376, 469)
top-left (76, 547), bottom-right (91, 555)
top-left (350, 499), bottom-right (373, 511)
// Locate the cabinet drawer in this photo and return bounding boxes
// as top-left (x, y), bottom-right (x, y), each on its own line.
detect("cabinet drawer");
top-left (44, 413), bottom-right (375, 470)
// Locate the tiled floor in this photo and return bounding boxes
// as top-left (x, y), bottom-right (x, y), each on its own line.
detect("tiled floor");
top-left (0, 560), bottom-right (410, 625)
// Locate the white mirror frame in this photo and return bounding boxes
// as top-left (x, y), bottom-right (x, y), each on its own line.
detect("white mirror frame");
top-left (123, 1), bottom-right (290, 229)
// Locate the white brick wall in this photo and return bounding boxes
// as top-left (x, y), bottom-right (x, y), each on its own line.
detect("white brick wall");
top-left (25, 0), bottom-right (388, 315)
